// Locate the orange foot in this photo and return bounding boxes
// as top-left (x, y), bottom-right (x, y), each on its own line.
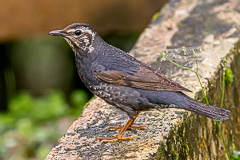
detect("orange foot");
top-left (98, 135), bottom-right (137, 142)
top-left (106, 124), bottom-right (148, 131)
top-left (99, 111), bottom-right (143, 142)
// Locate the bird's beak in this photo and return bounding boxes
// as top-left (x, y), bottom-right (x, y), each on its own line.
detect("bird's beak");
top-left (48, 30), bottom-right (65, 37)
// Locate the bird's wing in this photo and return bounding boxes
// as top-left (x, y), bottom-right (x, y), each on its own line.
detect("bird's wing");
top-left (93, 63), bottom-right (191, 92)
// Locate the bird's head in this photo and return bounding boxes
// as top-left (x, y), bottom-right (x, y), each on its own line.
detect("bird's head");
top-left (49, 23), bottom-right (97, 53)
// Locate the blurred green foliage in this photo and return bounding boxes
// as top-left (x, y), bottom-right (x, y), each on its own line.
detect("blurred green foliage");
top-left (232, 150), bottom-right (240, 160)
top-left (0, 89), bottom-right (89, 160)
top-left (9, 38), bottom-right (74, 96)
top-left (103, 33), bottom-right (139, 52)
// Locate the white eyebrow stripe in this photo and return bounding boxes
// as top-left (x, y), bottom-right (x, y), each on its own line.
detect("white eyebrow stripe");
top-left (83, 28), bottom-right (95, 35)
top-left (67, 29), bottom-right (76, 33)
top-left (66, 27), bottom-right (96, 36)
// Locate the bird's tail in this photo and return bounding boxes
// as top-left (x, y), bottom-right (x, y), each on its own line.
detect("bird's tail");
top-left (182, 96), bottom-right (230, 121)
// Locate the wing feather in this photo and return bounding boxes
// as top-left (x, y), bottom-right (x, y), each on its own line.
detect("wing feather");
top-left (93, 64), bottom-right (191, 92)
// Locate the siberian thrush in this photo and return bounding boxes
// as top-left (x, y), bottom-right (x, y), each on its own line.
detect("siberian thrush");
top-left (49, 23), bottom-right (230, 142)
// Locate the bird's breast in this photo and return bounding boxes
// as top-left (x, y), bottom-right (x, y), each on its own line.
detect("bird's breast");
top-left (75, 55), bottom-right (101, 89)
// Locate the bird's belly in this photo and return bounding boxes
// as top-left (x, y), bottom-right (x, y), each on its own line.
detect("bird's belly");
top-left (91, 82), bottom-right (156, 110)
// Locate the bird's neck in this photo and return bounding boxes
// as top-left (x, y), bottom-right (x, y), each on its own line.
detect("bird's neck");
top-left (74, 35), bottom-right (106, 86)
top-left (75, 52), bottom-right (92, 81)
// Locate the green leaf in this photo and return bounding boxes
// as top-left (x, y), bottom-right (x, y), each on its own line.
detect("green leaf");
top-left (225, 68), bottom-right (233, 86)
top-left (151, 12), bottom-right (160, 22)
top-left (161, 51), bottom-right (166, 56)
top-left (192, 49), bottom-right (196, 55)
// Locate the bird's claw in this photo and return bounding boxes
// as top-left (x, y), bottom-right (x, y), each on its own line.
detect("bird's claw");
top-left (106, 124), bottom-right (148, 131)
top-left (106, 125), bottom-right (124, 130)
top-left (98, 135), bottom-right (138, 143)
top-left (129, 125), bottom-right (149, 130)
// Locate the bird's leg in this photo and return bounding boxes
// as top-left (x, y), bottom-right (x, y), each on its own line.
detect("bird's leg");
top-left (106, 111), bottom-right (148, 131)
top-left (98, 118), bottom-right (137, 142)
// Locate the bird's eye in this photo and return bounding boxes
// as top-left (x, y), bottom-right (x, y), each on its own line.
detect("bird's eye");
top-left (75, 30), bottom-right (82, 35)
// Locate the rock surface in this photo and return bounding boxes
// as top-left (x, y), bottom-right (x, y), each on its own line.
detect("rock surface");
top-left (46, 0), bottom-right (240, 159)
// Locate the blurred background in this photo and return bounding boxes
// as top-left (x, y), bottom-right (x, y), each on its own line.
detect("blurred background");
top-left (0, 0), bottom-right (168, 159)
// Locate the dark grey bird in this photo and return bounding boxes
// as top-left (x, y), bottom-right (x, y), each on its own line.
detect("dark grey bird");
top-left (49, 23), bottom-right (230, 142)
